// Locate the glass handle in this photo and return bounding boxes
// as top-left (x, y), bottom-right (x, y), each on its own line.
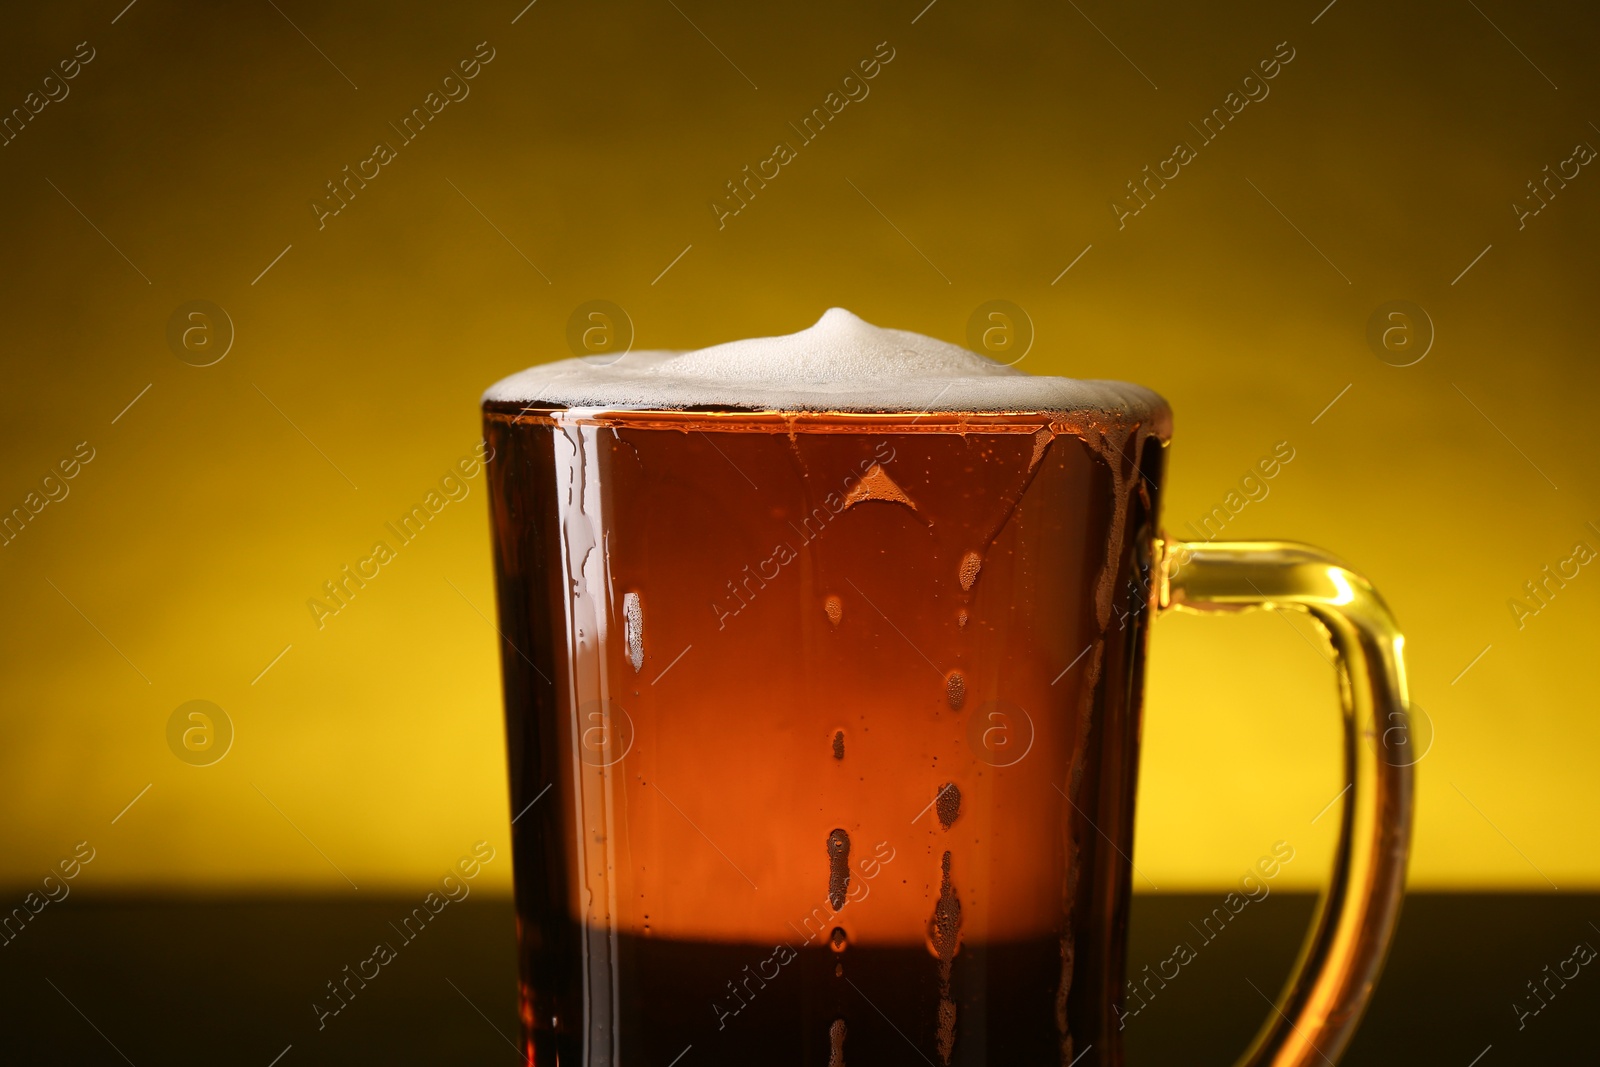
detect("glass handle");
top-left (1158, 540), bottom-right (1414, 1067)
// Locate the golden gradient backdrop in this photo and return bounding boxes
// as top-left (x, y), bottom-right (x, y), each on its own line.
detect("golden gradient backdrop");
top-left (1, 0), bottom-right (1595, 894)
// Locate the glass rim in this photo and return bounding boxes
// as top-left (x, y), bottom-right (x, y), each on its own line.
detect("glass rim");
top-left (482, 401), bottom-right (1173, 438)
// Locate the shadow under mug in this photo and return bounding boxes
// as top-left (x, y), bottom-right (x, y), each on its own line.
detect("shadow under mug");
top-left (483, 399), bottom-right (1412, 1067)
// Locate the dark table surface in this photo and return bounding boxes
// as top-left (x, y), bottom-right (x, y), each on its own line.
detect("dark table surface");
top-left (0, 893), bottom-right (1591, 1064)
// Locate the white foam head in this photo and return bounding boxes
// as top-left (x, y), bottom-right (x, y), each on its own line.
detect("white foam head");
top-left (483, 308), bottom-right (1166, 421)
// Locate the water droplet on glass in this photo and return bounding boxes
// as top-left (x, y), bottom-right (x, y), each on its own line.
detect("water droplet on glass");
top-left (830, 926), bottom-right (848, 953)
top-left (825, 594), bottom-right (843, 627)
top-left (957, 608), bottom-right (969, 629)
top-left (832, 730), bottom-right (845, 760)
top-left (623, 591), bottom-right (644, 673)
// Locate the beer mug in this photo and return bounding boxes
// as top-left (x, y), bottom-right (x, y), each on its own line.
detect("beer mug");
top-left (482, 310), bottom-right (1412, 1066)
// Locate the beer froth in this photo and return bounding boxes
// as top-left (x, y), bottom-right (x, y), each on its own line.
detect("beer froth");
top-left (484, 307), bottom-right (1168, 422)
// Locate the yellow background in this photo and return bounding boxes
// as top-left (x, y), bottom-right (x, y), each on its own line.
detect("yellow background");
top-left (1, 0), bottom-right (1594, 893)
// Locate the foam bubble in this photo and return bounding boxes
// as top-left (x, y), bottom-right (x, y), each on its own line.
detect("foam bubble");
top-left (936, 782), bottom-right (962, 830)
top-left (483, 308), bottom-right (1166, 418)
top-left (958, 551), bottom-right (983, 591)
top-left (827, 828), bottom-right (851, 910)
top-left (623, 592), bottom-right (644, 673)
top-left (945, 670), bottom-right (966, 710)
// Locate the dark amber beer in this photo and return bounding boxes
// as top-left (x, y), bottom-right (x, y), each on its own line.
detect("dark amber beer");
top-left (482, 310), bottom-right (1414, 1067)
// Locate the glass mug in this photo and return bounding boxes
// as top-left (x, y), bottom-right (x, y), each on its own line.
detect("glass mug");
top-left (482, 349), bottom-right (1412, 1066)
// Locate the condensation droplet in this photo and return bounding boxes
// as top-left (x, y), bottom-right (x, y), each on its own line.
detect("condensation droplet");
top-left (946, 671), bottom-right (966, 711)
top-left (829, 1017), bottom-right (848, 1067)
top-left (825, 594), bottom-right (844, 627)
top-left (832, 731), bottom-right (845, 760)
top-left (623, 591), bottom-right (644, 673)
top-left (827, 829), bottom-right (851, 910)
top-left (830, 927), bottom-right (848, 953)
top-left (958, 551), bottom-right (983, 591)
top-left (957, 609), bottom-right (968, 629)
top-left (936, 782), bottom-right (962, 830)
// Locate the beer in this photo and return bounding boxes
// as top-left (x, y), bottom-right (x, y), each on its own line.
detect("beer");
top-left (484, 310), bottom-right (1170, 1065)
